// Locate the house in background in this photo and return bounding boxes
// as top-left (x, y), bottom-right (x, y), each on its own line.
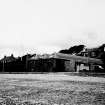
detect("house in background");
top-left (78, 44), bottom-right (105, 58)
top-left (0, 54), bottom-right (16, 63)
top-left (0, 54), bottom-right (17, 72)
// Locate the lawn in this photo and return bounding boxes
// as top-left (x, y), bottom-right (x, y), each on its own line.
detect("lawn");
top-left (0, 74), bottom-right (105, 105)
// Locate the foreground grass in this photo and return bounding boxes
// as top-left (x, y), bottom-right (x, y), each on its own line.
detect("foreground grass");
top-left (0, 77), bottom-right (105, 105)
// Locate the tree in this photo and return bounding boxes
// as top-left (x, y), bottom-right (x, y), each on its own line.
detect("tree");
top-left (59, 45), bottom-right (85, 54)
top-left (59, 49), bottom-right (70, 54)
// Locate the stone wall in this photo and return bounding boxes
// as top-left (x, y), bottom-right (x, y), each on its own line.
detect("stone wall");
top-left (64, 60), bottom-right (75, 72)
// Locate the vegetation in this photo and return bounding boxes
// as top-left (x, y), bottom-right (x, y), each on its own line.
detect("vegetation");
top-left (0, 77), bottom-right (105, 105)
top-left (59, 45), bottom-right (85, 54)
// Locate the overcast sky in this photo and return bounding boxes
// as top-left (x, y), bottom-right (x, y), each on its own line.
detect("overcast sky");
top-left (0, 0), bottom-right (105, 57)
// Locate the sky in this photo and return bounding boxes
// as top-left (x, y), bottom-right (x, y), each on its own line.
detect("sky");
top-left (0, 0), bottom-right (105, 57)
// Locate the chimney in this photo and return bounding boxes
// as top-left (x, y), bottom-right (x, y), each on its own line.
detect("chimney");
top-left (11, 54), bottom-right (14, 57)
top-left (4, 55), bottom-right (6, 58)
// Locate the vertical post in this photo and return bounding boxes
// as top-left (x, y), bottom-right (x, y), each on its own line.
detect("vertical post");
top-left (53, 58), bottom-right (56, 72)
top-left (26, 54), bottom-right (28, 71)
top-left (2, 61), bottom-right (5, 72)
top-left (76, 62), bottom-right (80, 72)
top-left (21, 57), bottom-right (22, 61)
top-left (89, 63), bottom-right (94, 71)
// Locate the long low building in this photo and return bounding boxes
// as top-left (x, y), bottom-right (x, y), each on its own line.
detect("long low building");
top-left (28, 53), bottom-right (104, 72)
top-left (53, 53), bottom-right (103, 65)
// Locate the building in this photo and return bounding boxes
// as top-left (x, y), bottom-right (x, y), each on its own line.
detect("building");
top-left (0, 54), bottom-right (17, 72)
top-left (0, 54), bottom-right (16, 63)
top-left (28, 53), bottom-right (65, 72)
top-left (78, 44), bottom-right (105, 58)
top-left (28, 53), bottom-right (103, 72)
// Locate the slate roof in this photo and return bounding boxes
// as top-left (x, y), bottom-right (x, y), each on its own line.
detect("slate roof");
top-left (54, 53), bottom-right (103, 65)
top-left (29, 53), bottom-right (103, 65)
top-left (0, 55), bottom-right (16, 63)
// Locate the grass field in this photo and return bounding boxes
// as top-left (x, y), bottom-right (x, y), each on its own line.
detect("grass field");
top-left (0, 74), bottom-right (105, 105)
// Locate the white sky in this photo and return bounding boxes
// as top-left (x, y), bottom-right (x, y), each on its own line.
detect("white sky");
top-left (0, 0), bottom-right (105, 57)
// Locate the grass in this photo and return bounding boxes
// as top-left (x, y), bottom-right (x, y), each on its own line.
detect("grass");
top-left (64, 72), bottom-right (105, 78)
top-left (0, 75), bottom-right (105, 105)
